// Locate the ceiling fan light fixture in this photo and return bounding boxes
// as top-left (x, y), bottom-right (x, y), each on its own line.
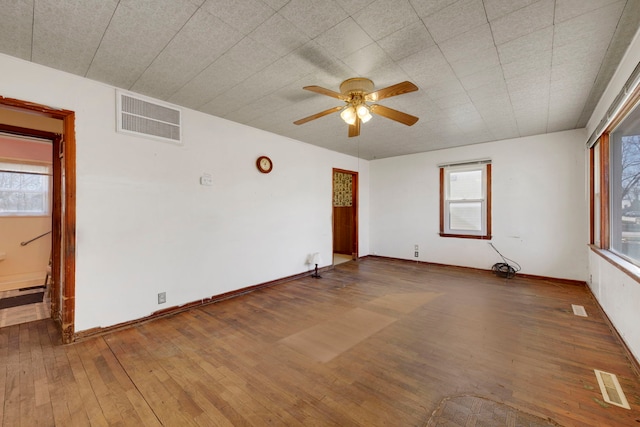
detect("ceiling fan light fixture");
top-left (294, 78), bottom-right (419, 137)
top-left (357, 104), bottom-right (372, 123)
top-left (340, 105), bottom-right (357, 125)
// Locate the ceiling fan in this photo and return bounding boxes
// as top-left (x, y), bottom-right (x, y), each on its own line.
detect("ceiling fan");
top-left (293, 77), bottom-right (419, 137)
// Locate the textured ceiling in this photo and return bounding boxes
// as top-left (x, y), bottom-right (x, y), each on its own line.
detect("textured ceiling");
top-left (1, 0), bottom-right (639, 159)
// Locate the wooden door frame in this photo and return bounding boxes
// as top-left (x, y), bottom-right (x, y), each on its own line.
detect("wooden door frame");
top-left (332, 168), bottom-right (358, 260)
top-left (0, 96), bottom-right (76, 344)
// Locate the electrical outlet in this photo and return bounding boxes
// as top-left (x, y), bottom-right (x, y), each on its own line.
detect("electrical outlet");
top-left (200, 173), bottom-right (213, 186)
top-left (158, 292), bottom-right (166, 304)
top-left (414, 251), bottom-right (419, 257)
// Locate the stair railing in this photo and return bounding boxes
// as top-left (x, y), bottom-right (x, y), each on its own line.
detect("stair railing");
top-left (20, 231), bottom-right (52, 246)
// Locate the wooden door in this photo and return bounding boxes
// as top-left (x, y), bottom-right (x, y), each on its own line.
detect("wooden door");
top-left (332, 169), bottom-right (358, 258)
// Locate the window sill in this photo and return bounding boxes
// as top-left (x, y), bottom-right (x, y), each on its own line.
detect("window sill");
top-left (0, 215), bottom-right (51, 218)
top-left (589, 245), bottom-right (640, 284)
top-left (440, 233), bottom-right (492, 240)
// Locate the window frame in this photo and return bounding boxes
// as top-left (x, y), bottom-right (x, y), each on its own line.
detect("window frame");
top-left (589, 83), bottom-right (640, 281)
top-left (439, 162), bottom-right (492, 240)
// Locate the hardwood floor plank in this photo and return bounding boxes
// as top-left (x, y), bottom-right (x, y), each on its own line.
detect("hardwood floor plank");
top-left (79, 340), bottom-right (142, 426)
top-left (104, 330), bottom-right (201, 426)
top-left (2, 258), bottom-right (640, 426)
top-left (2, 326), bottom-right (21, 427)
top-left (65, 344), bottom-right (110, 425)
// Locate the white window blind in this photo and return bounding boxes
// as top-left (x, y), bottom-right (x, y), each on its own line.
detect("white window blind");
top-left (0, 161), bottom-right (51, 216)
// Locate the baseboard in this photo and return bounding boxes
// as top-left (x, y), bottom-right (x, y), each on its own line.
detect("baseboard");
top-left (73, 265), bottom-right (333, 342)
top-left (514, 272), bottom-right (586, 287)
top-left (366, 255), bottom-right (587, 286)
top-left (587, 289), bottom-right (640, 378)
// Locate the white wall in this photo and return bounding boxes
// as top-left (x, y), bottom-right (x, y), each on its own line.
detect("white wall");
top-left (370, 129), bottom-right (588, 281)
top-left (0, 217), bottom-right (51, 291)
top-left (586, 29), bottom-right (640, 362)
top-left (0, 53), bottom-right (369, 332)
top-left (589, 251), bottom-right (640, 361)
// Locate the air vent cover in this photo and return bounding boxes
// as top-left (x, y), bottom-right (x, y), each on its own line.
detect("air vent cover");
top-left (594, 369), bottom-right (630, 409)
top-left (116, 90), bottom-right (181, 144)
top-left (571, 304), bottom-right (587, 317)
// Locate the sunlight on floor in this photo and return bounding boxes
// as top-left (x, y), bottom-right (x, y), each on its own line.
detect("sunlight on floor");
top-left (333, 253), bottom-right (352, 265)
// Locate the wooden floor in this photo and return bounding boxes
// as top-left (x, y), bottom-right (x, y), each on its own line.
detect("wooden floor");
top-left (0, 286), bottom-right (50, 328)
top-left (1, 257), bottom-right (639, 426)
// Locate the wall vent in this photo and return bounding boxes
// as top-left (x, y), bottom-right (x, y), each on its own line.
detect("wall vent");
top-left (594, 369), bottom-right (630, 409)
top-left (571, 304), bottom-right (587, 317)
top-left (116, 90), bottom-right (181, 144)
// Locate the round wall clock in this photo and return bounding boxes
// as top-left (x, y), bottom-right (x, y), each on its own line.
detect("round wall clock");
top-left (256, 156), bottom-right (273, 173)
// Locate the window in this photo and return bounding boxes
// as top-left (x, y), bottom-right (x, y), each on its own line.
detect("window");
top-left (440, 161), bottom-right (491, 239)
top-left (589, 65), bottom-right (640, 276)
top-left (0, 161), bottom-right (51, 216)
top-left (609, 103), bottom-right (640, 264)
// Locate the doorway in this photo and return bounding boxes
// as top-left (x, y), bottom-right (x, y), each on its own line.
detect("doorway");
top-left (332, 168), bottom-right (358, 265)
top-left (0, 96), bottom-right (76, 343)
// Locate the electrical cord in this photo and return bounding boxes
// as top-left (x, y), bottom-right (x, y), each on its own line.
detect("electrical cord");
top-left (489, 243), bottom-right (521, 279)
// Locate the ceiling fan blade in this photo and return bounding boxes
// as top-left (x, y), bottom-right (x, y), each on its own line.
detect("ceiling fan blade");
top-left (303, 85), bottom-right (349, 101)
top-left (348, 117), bottom-right (361, 137)
top-left (365, 81), bottom-right (418, 102)
top-left (370, 104), bottom-right (419, 126)
top-left (293, 106), bottom-right (343, 125)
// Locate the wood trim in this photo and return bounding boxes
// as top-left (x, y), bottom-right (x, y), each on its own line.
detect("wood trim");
top-left (0, 123), bottom-right (60, 140)
top-left (352, 170), bottom-right (358, 259)
top-left (51, 135), bottom-right (62, 323)
top-left (439, 163), bottom-right (491, 239)
top-left (589, 147), bottom-right (595, 245)
top-left (73, 265), bottom-right (333, 341)
top-left (514, 272), bottom-right (586, 286)
top-left (0, 97), bottom-right (71, 118)
top-left (0, 96), bottom-right (76, 343)
top-left (62, 113), bottom-right (76, 344)
top-left (439, 167), bottom-right (444, 234)
top-left (599, 134), bottom-right (610, 249)
top-left (486, 163), bottom-right (492, 238)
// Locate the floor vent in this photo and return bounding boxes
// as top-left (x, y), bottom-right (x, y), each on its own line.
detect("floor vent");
top-left (571, 304), bottom-right (587, 317)
top-left (116, 90), bottom-right (181, 144)
top-left (594, 369), bottom-right (630, 409)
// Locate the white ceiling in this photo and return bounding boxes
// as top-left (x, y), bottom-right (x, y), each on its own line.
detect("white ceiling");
top-left (1, 0), bottom-right (639, 159)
